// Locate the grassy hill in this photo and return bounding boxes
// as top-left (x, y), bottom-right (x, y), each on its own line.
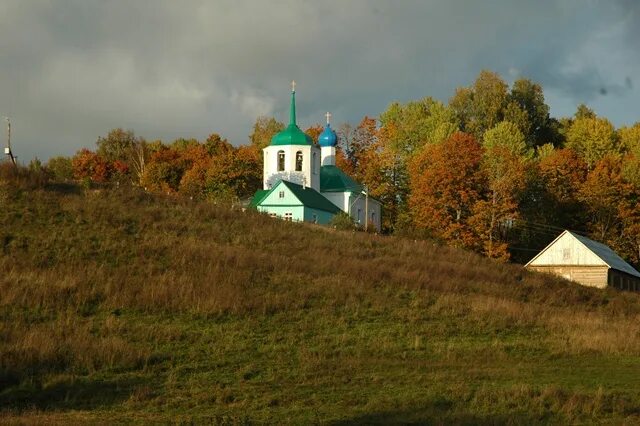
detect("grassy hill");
top-left (1, 176), bottom-right (640, 424)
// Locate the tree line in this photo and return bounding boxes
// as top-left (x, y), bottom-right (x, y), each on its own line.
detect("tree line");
top-left (40, 70), bottom-right (640, 265)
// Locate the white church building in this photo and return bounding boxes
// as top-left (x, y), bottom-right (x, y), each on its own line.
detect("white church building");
top-left (250, 83), bottom-right (382, 231)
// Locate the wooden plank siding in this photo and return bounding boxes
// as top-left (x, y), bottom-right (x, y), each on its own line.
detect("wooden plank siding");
top-left (528, 266), bottom-right (640, 291)
top-left (608, 269), bottom-right (640, 291)
top-left (528, 265), bottom-right (609, 289)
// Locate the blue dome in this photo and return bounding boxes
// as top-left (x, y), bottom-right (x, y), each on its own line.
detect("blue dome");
top-left (318, 124), bottom-right (337, 147)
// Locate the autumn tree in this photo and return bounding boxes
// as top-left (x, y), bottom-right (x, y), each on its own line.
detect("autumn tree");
top-left (467, 122), bottom-right (532, 260)
top-left (71, 149), bottom-right (112, 183)
top-left (449, 70), bottom-right (509, 140)
top-left (178, 144), bottom-right (213, 198)
top-left (304, 124), bottom-right (324, 144)
top-left (578, 155), bottom-right (628, 242)
top-left (482, 121), bottom-right (531, 158)
top-left (249, 116), bottom-right (284, 150)
top-left (618, 122), bottom-right (640, 156)
top-left (409, 132), bottom-right (484, 248)
top-left (507, 78), bottom-right (557, 148)
top-left (346, 116), bottom-right (378, 175)
top-left (565, 116), bottom-right (619, 168)
top-left (537, 148), bottom-right (588, 228)
top-left (95, 128), bottom-right (150, 185)
top-left (378, 97), bottom-right (458, 156)
top-left (617, 154), bottom-right (640, 266)
top-left (141, 146), bottom-right (188, 193)
top-left (96, 128), bottom-right (139, 163)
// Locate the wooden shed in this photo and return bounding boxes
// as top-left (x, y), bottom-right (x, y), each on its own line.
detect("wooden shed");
top-left (525, 230), bottom-right (640, 291)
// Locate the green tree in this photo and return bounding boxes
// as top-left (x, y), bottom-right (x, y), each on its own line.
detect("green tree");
top-left (46, 156), bottom-right (74, 181)
top-left (508, 78), bottom-right (556, 148)
top-left (566, 117), bottom-right (618, 168)
top-left (575, 104), bottom-right (596, 120)
top-left (618, 123), bottom-right (640, 156)
top-left (482, 121), bottom-right (531, 158)
top-left (450, 70), bottom-right (509, 140)
top-left (379, 97), bottom-right (458, 156)
top-left (470, 141), bottom-right (530, 261)
top-left (96, 128), bottom-right (139, 163)
top-left (249, 116), bottom-right (284, 150)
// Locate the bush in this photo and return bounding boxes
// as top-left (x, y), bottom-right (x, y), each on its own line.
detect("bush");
top-left (46, 156), bottom-right (74, 182)
top-left (330, 212), bottom-right (357, 231)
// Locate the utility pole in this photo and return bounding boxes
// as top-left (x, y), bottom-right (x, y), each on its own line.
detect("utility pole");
top-left (364, 185), bottom-right (369, 232)
top-left (4, 117), bottom-right (16, 167)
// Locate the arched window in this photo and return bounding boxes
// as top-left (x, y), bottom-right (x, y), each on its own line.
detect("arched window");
top-left (312, 152), bottom-right (317, 174)
top-left (295, 151), bottom-right (303, 171)
top-left (277, 150), bottom-right (285, 171)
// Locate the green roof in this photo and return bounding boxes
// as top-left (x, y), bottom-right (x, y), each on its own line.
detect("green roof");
top-left (320, 165), bottom-right (363, 192)
top-left (280, 181), bottom-right (341, 213)
top-left (248, 189), bottom-right (270, 209)
top-left (257, 180), bottom-right (340, 214)
top-left (270, 90), bottom-right (313, 146)
top-left (271, 124), bottom-right (313, 146)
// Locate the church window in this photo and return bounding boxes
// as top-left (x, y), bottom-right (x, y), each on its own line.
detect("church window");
top-left (371, 211), bottom-right (376, 224)
top-left (269, 213), bottom-right (277, 218)
top-left (284, 212), bottom-right (293, 221)
top-left (312, 213), bottom-right (317, 224)
top-left (357, 208), bottom-right (362, 224)
top-left (279, 191), bottom-right (285, 199)
top-left (312, 152), bottom-right (317, 174)
top-left (277, 150), bottom-right (285, 171)
top-left (295, 151), bottom-right (303, 171)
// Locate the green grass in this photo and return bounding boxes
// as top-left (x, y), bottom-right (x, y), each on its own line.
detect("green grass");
top-left (1, 179), bottom-right (640, 424)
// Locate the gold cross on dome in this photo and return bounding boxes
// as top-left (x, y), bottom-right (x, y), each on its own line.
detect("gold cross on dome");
top-left (291, 80), bottom-right (296, 92)
top-left (325, 111), bottom-right (332, 124)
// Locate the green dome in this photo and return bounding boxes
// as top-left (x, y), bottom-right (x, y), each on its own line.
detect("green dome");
top-left (270, 89), bottom-right (313, 146)
top-left (271, 123), bottom-right (313, 146)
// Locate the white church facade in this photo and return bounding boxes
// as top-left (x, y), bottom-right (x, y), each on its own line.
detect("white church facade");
top-left (250, 83), bottom-right (382, 231)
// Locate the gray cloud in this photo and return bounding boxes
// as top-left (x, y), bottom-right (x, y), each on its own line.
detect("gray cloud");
top-left (0, 0), bottom-right (638, 162)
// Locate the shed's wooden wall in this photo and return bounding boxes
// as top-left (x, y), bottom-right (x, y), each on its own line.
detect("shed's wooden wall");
top-left (608, 270), bottom-right (640, 291)
top-left (527, 265), bottom-right (609, 289)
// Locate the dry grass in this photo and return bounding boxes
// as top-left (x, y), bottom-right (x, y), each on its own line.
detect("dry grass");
top-left (1, 168), bottom-right (640, 423)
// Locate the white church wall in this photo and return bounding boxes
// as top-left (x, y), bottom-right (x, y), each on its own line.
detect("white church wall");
top-left (321, 146), bottom-right (336, 166)
top-left (263, 145), bottom-right (320, 191)
top-left (323, 192), bottom-right (347, 211)
top-left (347, 193), bottom-right (381, 231)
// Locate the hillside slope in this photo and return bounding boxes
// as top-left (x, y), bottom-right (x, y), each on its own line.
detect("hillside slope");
top-left (1, 183), bottom-right (640, 424)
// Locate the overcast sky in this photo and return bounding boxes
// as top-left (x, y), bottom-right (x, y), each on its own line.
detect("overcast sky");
top-left (1, 0), bottom-right (638, 161)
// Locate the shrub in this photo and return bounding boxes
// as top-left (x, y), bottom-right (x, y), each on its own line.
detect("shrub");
top-left (330, 212), bottom-right (358, 231)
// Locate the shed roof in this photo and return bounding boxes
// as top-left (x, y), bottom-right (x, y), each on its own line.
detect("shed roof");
top-left (526, 230), bottom-right (640, 278)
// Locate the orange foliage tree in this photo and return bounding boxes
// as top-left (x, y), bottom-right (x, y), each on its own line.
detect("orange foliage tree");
top-left (141, 147), bottom-right (188, 193)
top-left (409, 132), bottom-right (484, 249)
top-left (71, 149), bottom-right (112, 183)
top-left (537, 148), bottom-right (588, 228)
top-left (579, 155), bottom-right (630, 243)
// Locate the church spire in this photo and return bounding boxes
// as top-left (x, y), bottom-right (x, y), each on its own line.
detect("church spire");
top-left (269, 81), bottom-right (312, 146)
top-left (290, 80), bottom-right (296, 125)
